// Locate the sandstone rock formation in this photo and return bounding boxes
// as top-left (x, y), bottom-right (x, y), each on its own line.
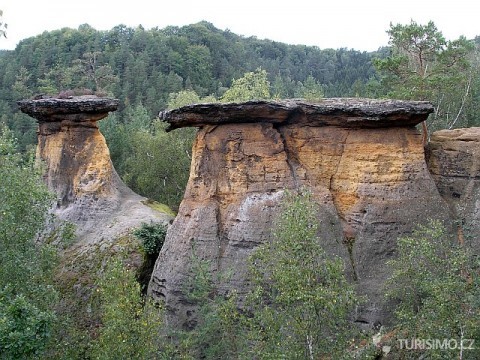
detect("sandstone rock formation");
top-left (18, 95), bottom-right (174, 332)
top-left (149, 98), bottom-right (451, 328)
top-left (426, 127), bottom-right (480, 252)
top-left (18, 95), bottom-right (173, 248)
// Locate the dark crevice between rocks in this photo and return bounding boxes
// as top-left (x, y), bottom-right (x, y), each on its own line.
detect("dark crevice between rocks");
top-left (215, 202), bottom-right (227, 273)
top-left (273, 124), bottom-right (301, 190)
top-left (344, 236), bottom-right (358, 281)
top-left (137, 253), bottom-right (159, 295)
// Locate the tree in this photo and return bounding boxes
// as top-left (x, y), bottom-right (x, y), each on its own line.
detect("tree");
top-left (167, 89), bottom-right (217, 110)
top-left (99, 104), bottom-right (151, 178)
top-left (90, 256), bottom-right (165, 360)
top-left (374, 20), bottom-right (475, 134)
top-left (221, 68), bottom-right (271, 102)
top-left (294, 75), bottom-right (324, 102)
top-left (165, 249), bottom-right (245, 359)
top-left (0, 22), bottom-right (380, 154)
top-left (272, 74), bottom-right (300, 99)
top-left (385, 220), bottom-right (480, 359)
top-left (123, 120), bottom-right (195, 210)
top-left (12, 67), bottom-right (33, 100)
top-left (37, 64), bottom-right (80, 95)
top-left (100, 99), bottom-right (194, 210)
top-left (73, 52), bottom-right (119, 94)
top-left (184, 44), bottom-right (214, 92)
top-left (167, 89), bottom-right (201, 109)
top-left (245, 190), bottom-right (359, 359)
top-left (0, 126), bottom-right (58, 359)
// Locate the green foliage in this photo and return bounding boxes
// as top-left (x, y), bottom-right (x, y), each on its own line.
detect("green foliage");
top-left (99, 103), bottom-right (151, 179)
top-left (72, 51), bottom-right (119, 94)
top-left (221, 68), bottom-right (270, 102)
top-left (90, 256), bottom-right (165, 360)
top-left (167, 89), bottom-right (202, 109)
top-left (12, 67), bottom-right (33, 100)
top-left (386, 220), bottom-right (480, 359)
top-left (0, 126), bottom-right (55, 298)
top-left (167, 89), bottom-right (217, 110)
top-left (374, 20), bottom-right (477, 131)
top-left (99, 102), bottom-right (194, 210)
top-left (133, 222), bottom-right (168, 256)
top-left (165, 249), bottom-right (245, 359)
top-left (0, 289), bottom-right (56, 359)
top-left (191, 291), bottom-right (244, 360)
top-left (294, 74), bottom-right (324, 102)
top-left (0, 126), bottom-right (59, 359)
top-left (171, 191), bottom-right (360, 359)
top-left (245, 190), bottom-right (359, 359)
top-left (0, 22), bottom-right (380, 151)
top-left (122, 120), bottom-right (195, 210)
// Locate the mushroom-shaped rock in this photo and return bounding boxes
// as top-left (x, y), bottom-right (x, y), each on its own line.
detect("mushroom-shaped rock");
top-left (149, 98), bottom-right (450, 329)
top-left (18, 96), bottom-right (172, 244)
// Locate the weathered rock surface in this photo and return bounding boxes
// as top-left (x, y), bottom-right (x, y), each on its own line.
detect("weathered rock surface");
top-left (18, 96), bottom-right (173, 248)
top-left (426, 127), bottom-right (480, 252)
top-left (150, 99), bottom-right (451, 328)
top-left (18, 95), bottom-right (175, 332)
top-left (161, 98), bottom-right (435, 131)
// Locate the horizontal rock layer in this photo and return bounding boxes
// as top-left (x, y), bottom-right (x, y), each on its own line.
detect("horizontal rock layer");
top-left (150, 99), bottom-right (449, 328)
top-left (160, 98), bottom-right (434, 131)
top-left (18, 96), bottom-right (120, 122)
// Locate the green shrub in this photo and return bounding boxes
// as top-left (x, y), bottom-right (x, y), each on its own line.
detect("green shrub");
top-left (89, 256), bottom-right (165, 360)
top-left (0, 289), bottom-right (56, 359)
top-left (133, 222), bottom-right (168, 256)
top-left (0, 125), bottom-right (60, 359)
top-left (386, 220), bottom-right (480, 359)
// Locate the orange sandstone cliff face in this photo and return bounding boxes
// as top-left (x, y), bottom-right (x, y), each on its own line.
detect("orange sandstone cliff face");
top-left (18, 96), bottom-right (173, 246)
top-left (149, 99), bottom-right (451, 328)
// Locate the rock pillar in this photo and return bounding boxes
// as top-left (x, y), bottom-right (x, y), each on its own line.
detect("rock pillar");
top-left (149, 98), bottom-right (450, 328)
top-left (18, 95), bottom-right (172, 244)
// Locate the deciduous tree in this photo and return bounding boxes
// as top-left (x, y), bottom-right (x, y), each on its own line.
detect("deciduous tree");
top-left (374, 20), bottom-right (475, 134)
top-left (221, 68), bottom-right (271, 102)
top-left (245, 191), bottom-right (359, 359)
top-left (0, 126), bottom-right (58, 359)
top-left (385, 220), bottom-right (480, 359)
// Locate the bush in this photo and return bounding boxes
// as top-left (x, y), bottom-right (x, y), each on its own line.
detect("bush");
top-left (0, 289), bottom-right (56, 359)
top-left (171, 191), bottom-right (361, 359)
top-left (0, 125), bottom-right (60, 359)
top-left (90, 256), bottom-right (165, 360)
top-left (386, 220), bottom-right (480, 359)
top-left (123, 121), bottom-right (195, 210)
top-left (133, 222), bottom-right (168, 256)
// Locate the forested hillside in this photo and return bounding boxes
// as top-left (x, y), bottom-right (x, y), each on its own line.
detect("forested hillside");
top-left (0, 21), bottom-right (380, 149)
